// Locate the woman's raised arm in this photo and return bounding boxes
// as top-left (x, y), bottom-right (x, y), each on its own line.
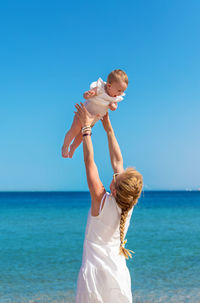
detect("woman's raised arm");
top-left (75, 103), bottom-right (106, 216)
top-left (101, 113), bottom-right (124, 174)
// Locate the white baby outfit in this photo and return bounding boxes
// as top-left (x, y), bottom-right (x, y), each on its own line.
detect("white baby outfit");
top-left (84, 78), bottom-right (125, 122)
top-left (75, 192), bottom-right (134, 303)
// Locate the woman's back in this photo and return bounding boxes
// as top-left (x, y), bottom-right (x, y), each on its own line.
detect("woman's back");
top-left (86, 192), bottom-right (133, 247)
top-left (75, 192), bottom-right (134, 303)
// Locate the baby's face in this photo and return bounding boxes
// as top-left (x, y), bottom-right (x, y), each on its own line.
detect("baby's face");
top-left (106, 80), bottom-right (127, 97)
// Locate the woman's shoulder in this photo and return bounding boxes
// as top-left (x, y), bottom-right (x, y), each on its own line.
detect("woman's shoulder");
top-left (108, 193), bottom-right (134, 217)
top-left (104, 192), bottom-right (121, 214)
top-left (99, 192), bottom-right (114, 213)
top-left (97, 192), bottom-right (134, 231)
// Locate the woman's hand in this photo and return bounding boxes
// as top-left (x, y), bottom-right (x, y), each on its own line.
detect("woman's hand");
top-left (101, 112), bottom-right (113, 133)
top-left (74, 102), bottom-right (99, 127)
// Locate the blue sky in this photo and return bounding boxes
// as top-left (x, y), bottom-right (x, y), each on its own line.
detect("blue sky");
top-left (0, 0), bottom-right (199, 191)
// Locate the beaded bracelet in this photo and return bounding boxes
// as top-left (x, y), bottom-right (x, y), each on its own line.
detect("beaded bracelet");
top-left (82, 126), bottom-right (91, 130)
top-left (82, 129), bottom-right (91, 135)
top-left (82, 129), bottom-right (91, 134)
top-left (82, 126), bottom-right (91, 134)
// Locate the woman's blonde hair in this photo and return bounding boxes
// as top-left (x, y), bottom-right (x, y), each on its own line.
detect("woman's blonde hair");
top-left (115, 167), bottom-right (143, 259)
top-left (107, 69), bottom-right (128, 85)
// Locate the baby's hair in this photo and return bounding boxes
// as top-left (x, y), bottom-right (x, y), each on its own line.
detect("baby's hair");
top-left (107, 69), bottom-right (128, 85)
top-left (115, 168), bottom-right (143, 259)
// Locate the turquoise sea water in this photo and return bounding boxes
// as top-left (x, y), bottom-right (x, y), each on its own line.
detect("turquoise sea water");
top-left (0, 191), bottom-right (200, 303)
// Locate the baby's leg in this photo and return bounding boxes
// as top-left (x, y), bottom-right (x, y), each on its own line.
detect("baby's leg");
top-left (62, 115), bottom-right (81, 158)
top-left (68, 131), bottom-right (83, 158)
top-left (69, 122), bottom-right (95, 158)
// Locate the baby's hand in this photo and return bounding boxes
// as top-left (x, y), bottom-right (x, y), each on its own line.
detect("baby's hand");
top-left (109, 102), bottom-right (118, 111)
top-left (83, 90), bottom-right (96, 99)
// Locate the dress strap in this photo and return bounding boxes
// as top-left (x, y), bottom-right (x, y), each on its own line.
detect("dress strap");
top-left (99, 192), bottom-right (107, 214)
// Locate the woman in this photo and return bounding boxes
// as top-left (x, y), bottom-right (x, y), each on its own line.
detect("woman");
top-left (74, 103), bottom-right (143, 303)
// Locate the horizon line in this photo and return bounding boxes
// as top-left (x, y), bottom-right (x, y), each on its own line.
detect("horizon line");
top-left (0, 189), bottom-right (200, 193)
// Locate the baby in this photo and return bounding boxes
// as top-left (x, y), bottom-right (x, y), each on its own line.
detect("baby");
top-left (62, 69), bottom-right (128, 158)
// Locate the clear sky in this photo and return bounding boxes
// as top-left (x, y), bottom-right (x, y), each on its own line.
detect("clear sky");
top-left (0, 0), bottom-right (200, 191)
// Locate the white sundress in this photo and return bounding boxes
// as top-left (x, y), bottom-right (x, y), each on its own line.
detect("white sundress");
top-left (75, 192), bottom-right (134, 303)
top-left (84, 78), bottom-right (125, 123)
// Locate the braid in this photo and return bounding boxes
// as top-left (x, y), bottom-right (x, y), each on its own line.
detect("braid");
top-left (119, 209), bottom-right (129, 245)
top-left (119, 208), bottom-right (133, 259)
top-left (115, 168), bottom-right (143, 259)
top-left (119, 203), bottom-right (136, 259)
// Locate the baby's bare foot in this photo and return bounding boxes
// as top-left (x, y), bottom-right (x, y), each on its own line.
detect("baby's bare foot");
top-left (62, 145), bottom-right (69, 158)
top-left (69, 145), bottom-right (75, 158)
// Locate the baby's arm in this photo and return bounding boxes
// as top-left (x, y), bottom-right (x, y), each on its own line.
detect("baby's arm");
top-left (109, 102), bottom-right (118, 111)
top-left (83, 87), bottom-right (98, 99)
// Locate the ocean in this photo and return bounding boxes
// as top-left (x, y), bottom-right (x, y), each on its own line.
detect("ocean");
top-left (0, 191), bottom-right (199, 303)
